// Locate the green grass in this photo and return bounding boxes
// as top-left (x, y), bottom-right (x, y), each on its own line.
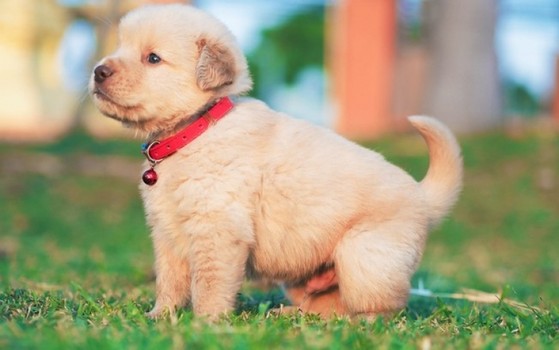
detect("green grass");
top-left (1, 128), bottom-right (558, 349)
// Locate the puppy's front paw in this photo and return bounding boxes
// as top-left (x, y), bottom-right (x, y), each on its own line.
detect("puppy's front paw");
top-left (145, 305), bottom-right (173, 319)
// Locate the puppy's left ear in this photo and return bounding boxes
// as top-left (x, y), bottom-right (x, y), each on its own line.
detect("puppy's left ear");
top-left (195, 39), bottom-right (235, 91)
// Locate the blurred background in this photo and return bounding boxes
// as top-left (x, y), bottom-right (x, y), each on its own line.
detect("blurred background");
top-left (1, 0), bottom-right (558, 307)
top-left (0, 0), bottom-right (558, 140)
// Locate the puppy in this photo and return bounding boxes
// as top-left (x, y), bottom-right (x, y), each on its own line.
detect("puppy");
top-left (90, 4), bottom-right (462, 320)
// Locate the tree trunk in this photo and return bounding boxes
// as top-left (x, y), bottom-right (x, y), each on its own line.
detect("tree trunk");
top-left (425, 0), bottom-right (502, 133)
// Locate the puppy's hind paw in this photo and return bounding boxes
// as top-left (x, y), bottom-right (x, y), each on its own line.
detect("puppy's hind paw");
top-left (266, 305), bottom-right (302, 318)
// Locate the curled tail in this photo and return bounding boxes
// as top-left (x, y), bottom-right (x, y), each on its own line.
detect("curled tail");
top-left (408, 116), bottom-right (463, 227)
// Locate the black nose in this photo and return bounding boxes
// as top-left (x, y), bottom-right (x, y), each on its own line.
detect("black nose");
top-left (94, 64), bottom-right (114, 84)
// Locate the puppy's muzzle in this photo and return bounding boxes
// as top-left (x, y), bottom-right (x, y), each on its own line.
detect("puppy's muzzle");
top-left (94, 64), bottom-right (114, 84)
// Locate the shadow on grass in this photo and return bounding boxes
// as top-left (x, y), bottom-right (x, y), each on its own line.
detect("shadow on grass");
top-left (236, 288), bottom-right (289, 315)
top-left (234, 285), bottom-right (465, 321)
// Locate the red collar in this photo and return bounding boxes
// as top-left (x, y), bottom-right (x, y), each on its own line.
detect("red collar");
top-left (140, 97), bottom-right (234, 185)
top-left (142, 97), bottom-right (233, 163)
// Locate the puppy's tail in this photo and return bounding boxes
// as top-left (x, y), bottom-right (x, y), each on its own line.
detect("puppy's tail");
top-left (408, 116), bottom-right (463, 227)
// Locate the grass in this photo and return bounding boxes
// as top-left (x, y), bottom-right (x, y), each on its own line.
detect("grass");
top-left (1, 126), bottom-right (558, 349)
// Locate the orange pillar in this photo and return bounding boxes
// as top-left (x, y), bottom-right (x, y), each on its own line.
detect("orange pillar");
top-left (330, 0), bottom-right (396, 139)
top-left (553, 56), bottom-right (559, 124)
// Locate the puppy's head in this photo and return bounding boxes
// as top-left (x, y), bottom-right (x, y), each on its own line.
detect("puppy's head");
top-left (90, 4), bottom-right (252, 133)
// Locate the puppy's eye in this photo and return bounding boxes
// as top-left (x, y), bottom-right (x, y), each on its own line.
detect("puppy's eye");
top-left (147, 53), bottom-right (161, 64)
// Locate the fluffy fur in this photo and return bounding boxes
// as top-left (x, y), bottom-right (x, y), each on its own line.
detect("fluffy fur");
top-left (90, 4), bottom-right (463, 320)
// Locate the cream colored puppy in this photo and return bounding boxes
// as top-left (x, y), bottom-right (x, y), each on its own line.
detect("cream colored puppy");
top-left (90, 4), bottom-right (463, 320)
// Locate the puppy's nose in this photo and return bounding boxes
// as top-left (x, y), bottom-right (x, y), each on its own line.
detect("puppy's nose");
top-left (94, 64), bottom-right (114, 84)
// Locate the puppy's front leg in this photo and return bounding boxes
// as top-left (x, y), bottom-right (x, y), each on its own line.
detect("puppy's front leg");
top-left (189, 228), bottom-right (250, 320)
top-left (147, 239), bottom-right (191, 319)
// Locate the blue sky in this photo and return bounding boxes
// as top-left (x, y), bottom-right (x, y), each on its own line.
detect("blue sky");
top-left (496, 0), bottom-right (559, 98)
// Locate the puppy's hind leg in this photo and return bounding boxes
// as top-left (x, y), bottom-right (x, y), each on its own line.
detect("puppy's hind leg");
top-left (334, 220), bottom-right (426, 317)
top-left (282, 268), bottom-right (347, 318)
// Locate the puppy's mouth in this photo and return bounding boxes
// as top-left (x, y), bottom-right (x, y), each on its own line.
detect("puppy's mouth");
top-left (92, 86), bottom-right (162, 132)
top-left (92, 87), bottom-right (140, 120)
top-left (92, 87), bottom-right (121, 106)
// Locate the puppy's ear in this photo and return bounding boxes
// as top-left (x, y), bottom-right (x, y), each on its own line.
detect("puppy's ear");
top-left (195, 39), bottom-right (235, 91)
